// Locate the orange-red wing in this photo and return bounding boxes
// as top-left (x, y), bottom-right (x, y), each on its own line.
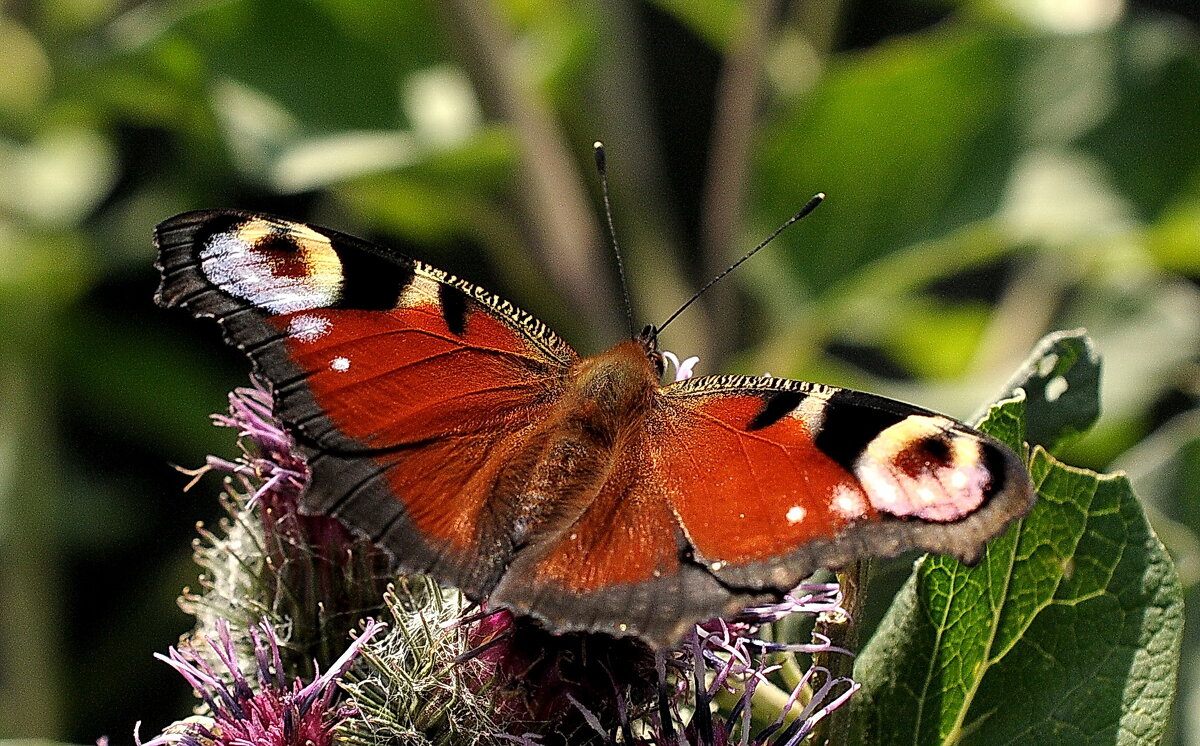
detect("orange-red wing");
top-left (650, 376), bottom-right (1035, 593)
top-left (155, 210), bottom-right (576, 597)
top-left (489, 374), bottom-right (1034, 647)
top-left (489, 449), bottom-right (762, 645)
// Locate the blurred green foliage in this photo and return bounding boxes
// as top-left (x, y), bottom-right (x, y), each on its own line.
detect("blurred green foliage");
top-left (0, 0), bottom-right (1197, 743)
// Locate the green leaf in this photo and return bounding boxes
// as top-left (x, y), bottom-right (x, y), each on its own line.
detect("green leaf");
top-left (1080, 18), bottom-right (1200, 220)
top-left (168, 0), bottom-right (444, 133)
top-left (756, 23), bottom-right (1024, 297)
top-left (850, 446), bottom-right (1184, 745)
top-left (983, 329), bottom-right (1101, 452)
top-left (1147, 197), bottom-right (1200, 273)
top-left (974, 389), bottom-right (1028, 452)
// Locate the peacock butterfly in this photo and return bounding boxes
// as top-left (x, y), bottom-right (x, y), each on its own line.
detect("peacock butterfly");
top-left (154, 208), bottom-right (1035, 648)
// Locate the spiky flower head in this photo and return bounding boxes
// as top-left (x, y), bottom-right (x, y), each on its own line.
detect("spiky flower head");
top-left (142, 378), bottom-right (859, 745)
top-left (183, 381), bottom-right (393, 678)
top-left (140, 617), bottom-right (383, 746)
top-left (666, 614), bottom-right (860, 746)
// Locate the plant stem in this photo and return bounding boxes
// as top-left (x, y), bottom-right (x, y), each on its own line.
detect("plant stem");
top-left (809, 560), bottom-right (869, 745)
top-left (0, 319), bottom-right (65, 738)
top-left (436, 0), bottom-right (620, 340)
top-left (700, 0), bottom-right (784, 362)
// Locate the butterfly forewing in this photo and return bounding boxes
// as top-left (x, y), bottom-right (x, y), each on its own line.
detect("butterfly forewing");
top-left (486, 373), bottom-right (1033, 645)
top-left (154, 210), bottom-right (577, 596)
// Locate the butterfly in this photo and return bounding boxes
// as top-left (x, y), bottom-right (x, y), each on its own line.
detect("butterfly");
top-left (155, 208), bottom-right (1035, 648)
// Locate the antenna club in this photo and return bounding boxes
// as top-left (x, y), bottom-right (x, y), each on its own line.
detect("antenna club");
top-left (593, 142), bottom-right (607, 172)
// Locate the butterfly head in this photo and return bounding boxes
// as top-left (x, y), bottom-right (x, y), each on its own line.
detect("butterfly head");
top-left (635, 324), bottom-right (666, 379)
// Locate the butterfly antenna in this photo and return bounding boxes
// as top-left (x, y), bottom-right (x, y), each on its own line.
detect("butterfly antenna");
top-left (655, 192), bottom-right (826, 335)
top-left (594, 142), bottom-right (636, 338)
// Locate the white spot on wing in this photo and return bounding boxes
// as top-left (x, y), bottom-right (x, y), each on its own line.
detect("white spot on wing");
top-left (871, 479), bottom-right (901, 506)
top-left (785, 505), bottom-right (806, 524)
top-left (832, 486), bottom-right (867, 519)
top-left (330, 356), bottom-right (351, 372)
top-left (287, 313), bottom-right (332, 342)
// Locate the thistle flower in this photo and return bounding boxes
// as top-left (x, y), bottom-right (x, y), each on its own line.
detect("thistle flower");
top-left (330, 576), bottom-right (858, 745)
top-left (335, 578), bottom-right (502, 746)
top-left (421, 583), bottom-right (857, 745)
top-left (140, 617), bottom-right (383, 746)
top-left (460, 609), bottom-right (659, 741)
top-left (159, 379), bottom-right (859, 745)
top-left (183, 380), bottom-right (392, 678)
top-left (667, 613), bottom-right (860, 746)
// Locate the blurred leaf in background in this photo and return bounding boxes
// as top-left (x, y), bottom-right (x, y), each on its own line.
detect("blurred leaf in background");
top-left (0, 0), bottom-right (1197, 743)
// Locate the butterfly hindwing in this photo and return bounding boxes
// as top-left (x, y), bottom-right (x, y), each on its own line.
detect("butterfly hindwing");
top-left (653, 375), bottom-right (1033, 592)
top-left (488, 373), bottom-right (1033, 645)
top-left (489, 450), bottom-right (751, 644)
top-left (155, 210), bottom-right (577, 596)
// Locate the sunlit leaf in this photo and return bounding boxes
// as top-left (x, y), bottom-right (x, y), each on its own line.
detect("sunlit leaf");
top-left (1147, 198), bottom-right (1200, 273)
top-left (648, 0), bottom-right (740, 48)
top-left (1081, 17), bottom-right (1200, 220)
top-left (851, 428), bottom-right (1183, 746)
top-left (0, 20), bottom-right (52, 121)
top-left (985, 329), bottom-right (1100, 452)
top-left (168, 0), bottom-right (444, 133)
